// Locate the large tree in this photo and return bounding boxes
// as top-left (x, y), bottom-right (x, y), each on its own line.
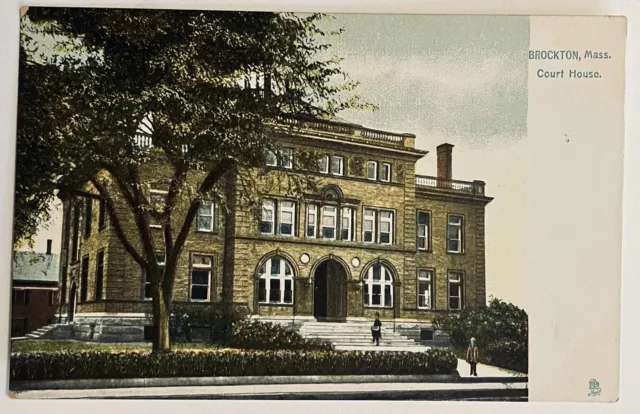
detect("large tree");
top-left (20, 7), bottom-right (371, 350)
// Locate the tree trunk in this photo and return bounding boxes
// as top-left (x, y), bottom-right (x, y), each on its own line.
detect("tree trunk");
top-left (152, 283), bottom-right (172, 352)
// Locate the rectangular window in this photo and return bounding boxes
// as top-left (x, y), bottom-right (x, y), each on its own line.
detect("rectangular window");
top-left (260, 199), bottom-right (275, 235)
top-left (84, 199), bottom-right (92, 237)
top-left (418, 269), bottom-right (434, 310)
top-left (265, 150), bottom-right (277, 166)
top-left (341, 208), bottom-right (354, 241)
top-left (278, 200), bottom-right (295, 236)
top-left (148, 189), bottom-right (167, 228)
top-left (381, 163), bottom-right (392, 182)
top-left (98, 199), bottom-right (106, 230)
top-left (306, 204), bottom-right (317, 238)
top-left (363, 208), bottom-right (376, 243)
top-left (321, 206), bottom-right (337, 240)
top-left (197, 201), bottom-right (215, 232)
top-left (281, 148), bottom-right (293, 169)
top-left (448, 272), bottom-right (463, 310)
top-left (318, 155), bottom-right (329, 174)
top-left (12, 290), bottom-right (29, 306)
top-left (379, 210), bottom-right (394, 244)
top-left (330, 156), bottom-right (344, 176)
top-left (447, 215), bottom-right (464, 253)
top-left (71, 203), bottom-right (80, 262)
top-left (258, 278), bottom-right (267, 302)
top-left (191, 254), bottom-right (213, 301)
top-left (417, 211), bottom-right (430, 251)
top-left (144, 252), bottom-right (165, 300)
top-left (95, 250), bottom-right (104, 301)
top-left (80, 255), bottom-right (89, 302)
top-left (366, 161), bottom-right (378, 180)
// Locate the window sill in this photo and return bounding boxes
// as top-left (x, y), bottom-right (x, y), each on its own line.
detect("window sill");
top-left (258, 302), bottom-right (293, 307)
top-left (446, 251), bottom-right (465, 255)
top-left (364, 306), bottom-right (394, 309)
top-left (195, 230), bottom-right (220, 235)
top-left (417, 249), bottom-right (433, 253)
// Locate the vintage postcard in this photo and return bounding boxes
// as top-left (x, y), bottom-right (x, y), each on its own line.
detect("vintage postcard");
top-left (6, 7), bottom-right (625, 404)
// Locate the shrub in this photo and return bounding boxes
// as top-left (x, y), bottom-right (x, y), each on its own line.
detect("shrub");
top-left (434, 298), bottom-right (528, 373)
top-left (229, 320), bottom-right (332, 350)
top-left (170, 304), bottom-right (249, 342)
top-left (10, 349), bottom-right (458, 381)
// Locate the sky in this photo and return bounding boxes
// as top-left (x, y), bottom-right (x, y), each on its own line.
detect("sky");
top-left (23, 13), bottom-right (530, 307)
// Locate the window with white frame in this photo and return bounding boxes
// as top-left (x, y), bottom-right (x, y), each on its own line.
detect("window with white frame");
top-left (363, 263), bottom-right (394, 307)
top-left (363, 208), bottom-right (376, 243)
top-left (341, 207), bottom-right (354, 241)
top-left (258, 256), bottom-right (294, 304)
top-left (306, 204), bottom-right (317, 238)
top-left (265, 150), bottom-right (277, 166)
top-left (379, 210), bottom-right (393, 244)
top-left (448, 271), bottom-right (463, 310)
top-left (381, 163), bottom-right (391, 182)
top-left (366, 161), bottom-right (378, 180)
top-left (260, 199), bottom-right (275, 234)
top-left (197, 201), bottom-right (214, 232)
top-left (330, 156), bottom-right (344, 176)
top-left (278, 200), bottom-right (295, 236)
top-left (418, 269), bottom-right (434, 310)
top-left (281, 148), bottom-right (293, 169)
top-left (417, 211), bottom-right (430, 250)
top-left (447, 215), bottom-right (464, 253)
top-left (148, 189), bottom-right (167, 228)
top-left (191, 254), bottom-right (213, 301)
top-left (318, 155), bottom-right (329, 174)
top-left (321, 206), bottom-right (337, 240)
top-left (144, 252), bottom-right (165, 300)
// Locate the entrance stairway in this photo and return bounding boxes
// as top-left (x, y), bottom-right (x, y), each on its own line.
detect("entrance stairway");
top-left (298, 321), bottom-right (428, 352)
top-left (21, 323), bottom-right (73, 340)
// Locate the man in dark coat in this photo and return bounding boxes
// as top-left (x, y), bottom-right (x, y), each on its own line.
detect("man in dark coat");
top-left (371, 312), bottom-right (382, 346)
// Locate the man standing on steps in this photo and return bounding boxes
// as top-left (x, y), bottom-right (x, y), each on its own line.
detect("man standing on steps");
top-left (466, 337), bottom-right (479, 376)
top-left (371, 312), bottom-right (382, 346)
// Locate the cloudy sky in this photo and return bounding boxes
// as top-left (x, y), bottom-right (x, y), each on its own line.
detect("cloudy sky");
top-left (26, 13), bottom-right (530, 306)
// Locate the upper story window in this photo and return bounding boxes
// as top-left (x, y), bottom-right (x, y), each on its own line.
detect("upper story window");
top-left (306, 204), bottom-right (317, 238)
top-left (318, 155), bottom-right (329, 174)
top-left (417, 269), bottom-right (434, 310)
top-left (148, 189), bottom-right (167, 229)
top-left (71, 202), bottom-right (81, 262)
top-left (84, 199), bottom-right (92, 238)
top-left (363, 208), bottom-right (394, 245)
top-left (381, 163), bottom-right (392, 182)
top-left (95, 250), bottom-right (104, 301)
top-left (80, 255), bottom-right (89, 302)
top-left (417, 211), bottom-right (431, 251)
top-left (260, 199), bottom-right (297, 237)
top-left (341, 207), bottom-right (355, 241)
top-left (12, 290), bottom-right (29, 306)
top-left (98, 199), bottom-right (107, 230)
top-left (191, 254), bottom-right (213, 301)
top-left (330, 156), bottom-right (344, 176)
top-left (197, 201), bottom-right (215, 232)
top-left (447, 215), bottom-right (464, 253)
top-left (266, 148), bottom-right (293, 169)
top-left (278, 201), bottom-right (296, 236)
top-left (321, 206), bottom-right (337, 240)
top-left (366, 161), bottom-right (378, 180)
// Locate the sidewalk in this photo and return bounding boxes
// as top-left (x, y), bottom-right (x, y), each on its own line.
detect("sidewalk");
top-left (12, 381), bottom-right (528, 400)
top-left (456, 359), bottom-right (526, 378)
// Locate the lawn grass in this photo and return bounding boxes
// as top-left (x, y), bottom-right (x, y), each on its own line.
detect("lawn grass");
top-left (11, 339), bottom-right (222, 353)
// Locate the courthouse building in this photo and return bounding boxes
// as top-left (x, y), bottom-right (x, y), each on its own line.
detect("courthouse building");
top-left (57, 116), bottom-right (492, 341)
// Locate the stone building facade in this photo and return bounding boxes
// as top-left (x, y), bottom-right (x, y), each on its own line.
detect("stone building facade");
top-left (57, 117), bottom-right (492, 341)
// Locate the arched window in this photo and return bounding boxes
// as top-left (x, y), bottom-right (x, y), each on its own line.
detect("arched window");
top-left (258, 256), bottom-right (294, 304)
top-left (363, 263), bottom-right (394, 307)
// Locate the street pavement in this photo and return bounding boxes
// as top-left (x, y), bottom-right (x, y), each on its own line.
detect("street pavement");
top-left (13, 381), bottom-right (528, 400)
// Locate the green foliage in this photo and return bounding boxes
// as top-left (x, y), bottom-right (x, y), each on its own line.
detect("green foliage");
top-left (170, 304), bottom-right (249, 342)
top-left (10, 348), bottom-right (457, 381)
top-left (229, 320), bottom-right (333, 350)
top-left (434, 298), bottom-right (528, 373)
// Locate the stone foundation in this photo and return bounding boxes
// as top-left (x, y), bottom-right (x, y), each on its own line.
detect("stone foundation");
top-left (71, 314), bottom-right (151, 342)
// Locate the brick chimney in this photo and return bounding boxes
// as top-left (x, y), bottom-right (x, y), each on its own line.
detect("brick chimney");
top-left (46, 239), bottom-right (52, 255)
top-left (437, 143), bottom-right (454, 180)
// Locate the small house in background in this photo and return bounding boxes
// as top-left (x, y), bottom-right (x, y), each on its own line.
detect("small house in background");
top-left (11, 239), bottom-right (59, 338)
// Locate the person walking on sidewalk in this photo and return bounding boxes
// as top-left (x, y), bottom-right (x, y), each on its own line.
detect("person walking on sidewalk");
top-left (466, 337), bottom-right (480, 376)
top-left (371, 312), bottom-right (382, 346)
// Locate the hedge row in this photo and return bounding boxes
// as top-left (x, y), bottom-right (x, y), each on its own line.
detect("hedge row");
top-left (10, 349), bottom-right (458, 381)
top-left (228, 320), bottom-right (333, 350)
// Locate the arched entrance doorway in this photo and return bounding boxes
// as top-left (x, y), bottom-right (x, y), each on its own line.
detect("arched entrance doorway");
top-left (68, 282), bottom-right (77, 323)
top-left (313, 259), bottom-right (348, 321)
